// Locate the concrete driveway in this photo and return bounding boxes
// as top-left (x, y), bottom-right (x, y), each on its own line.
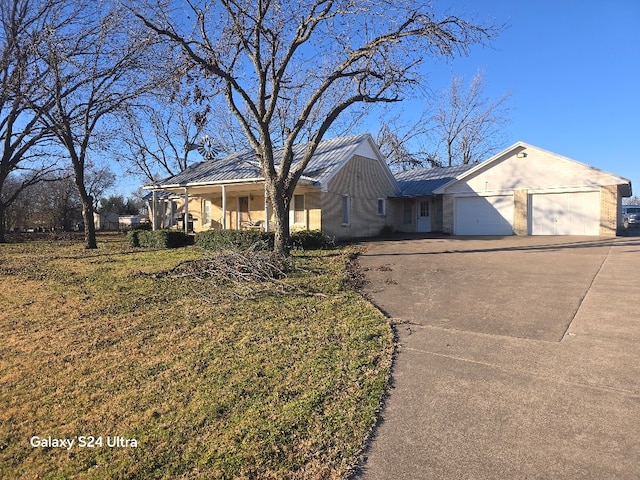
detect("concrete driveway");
top-left (354, 235), bottom-right (640, 480)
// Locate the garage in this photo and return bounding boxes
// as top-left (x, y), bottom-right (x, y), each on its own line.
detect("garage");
top-left (455, 195), bottom-right (514, 235)
top-left (530, 191), bottom-right (600, 235)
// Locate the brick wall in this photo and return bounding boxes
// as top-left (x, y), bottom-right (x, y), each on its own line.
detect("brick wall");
top-left (442, 194), bottom-right (454, 234)
top-left (513, 189), bottom-right (528, 235)
top-left (599, 185), bottom-right (619, 236)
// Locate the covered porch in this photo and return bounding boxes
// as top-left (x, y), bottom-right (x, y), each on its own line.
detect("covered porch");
top-left (147, 180), bottom-right (321, 234)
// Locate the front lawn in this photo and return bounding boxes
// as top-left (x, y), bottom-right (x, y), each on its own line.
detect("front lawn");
top-left (0, 235), bottom-right (392, 479)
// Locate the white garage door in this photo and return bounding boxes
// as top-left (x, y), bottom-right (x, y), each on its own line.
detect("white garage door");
top-left (530, 191), bottom-right (600, 235)
top-left (455, 195), bottom-right (514, 235)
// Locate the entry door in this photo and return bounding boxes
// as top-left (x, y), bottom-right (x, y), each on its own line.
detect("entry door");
top-left (238, 196), bottom-right (249, 228)
top-left (417, 199), bottom-right (432, 232)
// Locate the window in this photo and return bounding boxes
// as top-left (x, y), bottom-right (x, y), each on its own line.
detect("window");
top-left (293, 194), bottom-right (305, 224)
top-left (377, 198), bottom-right (386, 216)
top-left (202, 199), bottom-right (211, 225)
top-left (341, 195), bottom-right (351, 226)
top-left (403, 199), bottom-right (412, 224)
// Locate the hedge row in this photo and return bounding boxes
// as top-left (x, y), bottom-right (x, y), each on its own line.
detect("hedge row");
top-left (195, 229), bottom-right (330, 251)
top-left (128, 228), bottom-right (331, 251)
top-left (127, 230), bottom-right (191, 248)
top-left (195, 230), bottom-right (275, 251)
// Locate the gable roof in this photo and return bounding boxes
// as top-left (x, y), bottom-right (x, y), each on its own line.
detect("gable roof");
top-left (393, 163), bottom-right (476, 197)
top-left (433, 141), bottom-right (632, 195)
top-left (148, 133), bottom-right (396, 190)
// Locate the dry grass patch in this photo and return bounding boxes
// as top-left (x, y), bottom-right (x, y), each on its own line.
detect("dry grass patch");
top-left (0, 236), bottom-right (392, 479)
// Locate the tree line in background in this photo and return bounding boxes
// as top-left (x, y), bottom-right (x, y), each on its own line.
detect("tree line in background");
top-left (1, 0), bottom-right (505, 252)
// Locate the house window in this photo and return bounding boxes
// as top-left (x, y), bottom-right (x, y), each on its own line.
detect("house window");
top-left (378, 198), bottom-right (386, 216)
top-left (293, 194), bottom-right (305, 225)
top-left (403, 199), bottom-right (412, 224)
top-left (341, 195), bottom-right (351, 226)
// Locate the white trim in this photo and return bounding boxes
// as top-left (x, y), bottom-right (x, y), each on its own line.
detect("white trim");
top-left (221, 185), bottom-right (227, 230)
top-left (183, 188), bottom-right (189, 233)
top-left (292, 194), bottom-right (306, 225)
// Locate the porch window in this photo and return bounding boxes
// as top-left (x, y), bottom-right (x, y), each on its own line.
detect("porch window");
top-left (293, 194), bottom-right (305, 225)
top-left (202, 199), bottom-right (211, 226)
top-left (341, 195), bottom-right (351, 226)
top-left (377, 198), bottom-right (386, 216)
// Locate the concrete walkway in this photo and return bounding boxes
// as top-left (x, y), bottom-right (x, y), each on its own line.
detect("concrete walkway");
top-left (354, 236), bottom-right (640, 480)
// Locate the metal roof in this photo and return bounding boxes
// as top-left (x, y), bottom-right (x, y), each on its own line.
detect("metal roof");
top-left (394, 163), bottom-right (476, 197)
top-left (151, 134), bottom-right (374, 188)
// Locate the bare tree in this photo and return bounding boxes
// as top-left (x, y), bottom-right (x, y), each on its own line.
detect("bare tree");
top-left (119, 69), bottom-right (250, 183)
top-left (38, 1), bottom-right (156, 248)
top-left (3, 170), bottom-right (82, 231)
top-left (132, 0), bottom-right (498, 255)
top-left (0, 0), bottom-right (64, 242)
top-left (377, 120), bottom-right (441, 171)
top-left (431, 71), bottom-right (511, 166)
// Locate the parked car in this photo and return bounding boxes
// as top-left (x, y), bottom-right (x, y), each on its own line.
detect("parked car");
top-left (622, 205), bottom-right (640, 228)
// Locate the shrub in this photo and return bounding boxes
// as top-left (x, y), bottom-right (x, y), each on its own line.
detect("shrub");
top-left (195, 230), bottom-right (275, 251)
top-left (128, 230), bottom-right (191, 248)
top-left (126, 230), bottom-right (141, 247)
top-left (290, 229), bottom-right (329, 250)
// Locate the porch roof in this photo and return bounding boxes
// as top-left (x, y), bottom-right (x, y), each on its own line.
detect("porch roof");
top-left (146, 134), bottom-right (375, 190)
top-left (393, 164), bottom-right (476, 197)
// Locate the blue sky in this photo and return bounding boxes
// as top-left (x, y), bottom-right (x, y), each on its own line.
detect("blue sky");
top-left (422, 0), bottom-right (639, 196)
top-left (119, 1), bottom-right (639, 198)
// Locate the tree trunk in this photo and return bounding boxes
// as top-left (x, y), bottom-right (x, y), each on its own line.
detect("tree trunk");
top-left (80, 197), bottom-right (97, 249)
top-left (75, 176), bottom-right (97, 249)
top-left (270, 191), bottom-right (291, 256)
top-left (0, 202), bottom-right (6, 243)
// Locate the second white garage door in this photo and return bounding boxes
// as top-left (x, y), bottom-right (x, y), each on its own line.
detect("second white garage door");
top-left (530, 191), bottom-right (600, 235)
top-left (455, 195), bottom-right (514, 235)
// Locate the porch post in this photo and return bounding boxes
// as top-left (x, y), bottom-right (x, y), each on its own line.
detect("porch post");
top-left (151, 190), bottom-right (157, 231)
top-left (221, 185), bottom-right (227, 230)
top-left (184, 188), bottom-right (189, 234)
top-left (264, 183), bottom-right (269, 232)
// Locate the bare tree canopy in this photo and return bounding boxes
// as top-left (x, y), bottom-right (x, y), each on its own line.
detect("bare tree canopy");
top-left (377, 120), bottom-right (439, 171)
top-left (118, 81), bottom-right (248, 183)
top-left (36, 0), bottom-right (157, 248)
top-left (378, 71), bottom-right (511, 170)
top-left (432, 70), bottom-right (511, 166)
top-left (132, 0), bottom-right (499, 254)
top-left (0, 0), bottom-right (64, 242)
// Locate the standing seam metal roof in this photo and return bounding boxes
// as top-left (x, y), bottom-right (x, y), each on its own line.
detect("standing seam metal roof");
top-left (394, 163), bottom-right (476, 197)
top-left (153, 134), bottom-right (373, 187)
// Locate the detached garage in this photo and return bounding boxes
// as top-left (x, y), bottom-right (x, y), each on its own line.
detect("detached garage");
top-left (434, 142), bottom-right (632, 236)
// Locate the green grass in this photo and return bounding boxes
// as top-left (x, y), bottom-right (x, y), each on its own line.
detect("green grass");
top-left (0, 234), bottom-right (392, 479)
